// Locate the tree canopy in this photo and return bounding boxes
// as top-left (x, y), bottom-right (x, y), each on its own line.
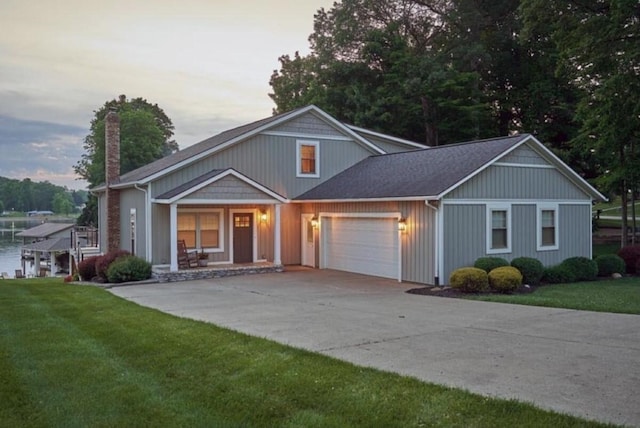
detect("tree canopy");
top-left (75, 95), bottom-right (178, 226)
top-left (0, 176), bottom-right (86, 215)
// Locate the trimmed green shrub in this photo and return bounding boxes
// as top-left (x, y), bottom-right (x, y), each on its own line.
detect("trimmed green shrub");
top-left (543, 264), bottom-right (576, 284)
top-left (510, 257), bottom-right (544, 285)
top-left (488, 266), bottom-right (523, 293)
top-left (560, 257), bottom-right (598, 281)
top-left (95, 250), bottom-right (131, 281)
top-left (617, 245), bottom-right (640, 274)
top-left (106, 256), bottom-right (152, 283)
top-left (474, 257), bottom-right (509, 273)
top-left (77, 255), bottom-right (100, 281)
top-left (595, 254), bottom-right (626, 277)
top-left (449, 267), bottom-right (489, 293)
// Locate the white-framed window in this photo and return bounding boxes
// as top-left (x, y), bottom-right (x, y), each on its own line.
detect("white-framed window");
top-left (296, 140), bottom-right (320, 178)
top-left (177, 208), bottom-right (224, 252)
top-left (537, 203), bottom-right (559, 251)
top-left (486, 204), bottom-right (511, 254)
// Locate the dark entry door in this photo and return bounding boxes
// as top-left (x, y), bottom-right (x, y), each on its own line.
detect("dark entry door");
top-left (233, 213), bottom-right (253, 263)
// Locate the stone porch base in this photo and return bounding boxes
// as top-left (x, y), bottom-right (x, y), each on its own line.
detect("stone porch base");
top-left (152, 262), bottom-right (284, 283)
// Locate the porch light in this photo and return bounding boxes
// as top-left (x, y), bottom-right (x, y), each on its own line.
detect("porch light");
top-left (398, 217), bottom-right (407, 232)
top-left (311, 216), bottom-right (319, 228)
top-left (260, 210), bottom-right (268, 223)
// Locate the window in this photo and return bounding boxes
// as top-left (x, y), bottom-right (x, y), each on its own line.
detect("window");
top-left (178, 209), bottom-right (223, 251)
top-left (296, 140), bottom-right (320, 177)
top-left (486, 204), bottom-right (511, 254)
top-left (537, 204), bottom-right (559, 250)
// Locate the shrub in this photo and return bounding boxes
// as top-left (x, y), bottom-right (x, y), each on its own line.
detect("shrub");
top-left (488, 266), bottom-right (523, 293)
top-left (449, 267), bottom-right (489, 293)
top-left (474, 257), bottom-right (510, 273)
top-left (560, 257), bottom-right (598, 281)
top-left (77, 255), bottom-right (100, 281)
top-left (95, 250), bottom-right (131, 281)
top-left (510, 257), bottom-right (544, 285)
top-left (106, 256), bottom-right (152, 283)
top-left (617, 245), bottom-right (640, 274)
top-left (543, 264), bottom-right (576, 284)
top-left (595, 254), bottom-right (626, 277)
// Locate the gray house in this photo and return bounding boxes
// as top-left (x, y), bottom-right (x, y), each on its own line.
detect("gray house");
top-left (95, 105), bottom-right (605, 284)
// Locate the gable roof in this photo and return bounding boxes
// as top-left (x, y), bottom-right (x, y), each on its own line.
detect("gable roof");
top-left (16, 222), bottom-right (74, 238)
top-left (295, 134), bottom-right (605, 201)
top-left (153, 168), bottom-right (288, 204)
top-left (106, 105), bottom-right (388, 190)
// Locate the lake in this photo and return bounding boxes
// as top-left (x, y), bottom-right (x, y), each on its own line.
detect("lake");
top-left (0, 218), bottom-right (75, 278)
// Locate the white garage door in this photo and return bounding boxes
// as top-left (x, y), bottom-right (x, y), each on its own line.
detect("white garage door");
top-left (322, 216), bottom-right (399, 280)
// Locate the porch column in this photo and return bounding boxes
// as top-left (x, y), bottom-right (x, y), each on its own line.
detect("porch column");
top-left (33, 251), bottom-right (41, 277)
top-left (170, 203), bottom-right (178, 271)
top-left (274, 204), bottom-right (282, 265)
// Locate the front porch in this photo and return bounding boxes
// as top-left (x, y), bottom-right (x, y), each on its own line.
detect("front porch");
top-left (152, 262), bottom-right (284, 283)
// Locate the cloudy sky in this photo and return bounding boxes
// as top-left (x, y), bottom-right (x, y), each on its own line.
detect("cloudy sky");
top-left (0, 0), bottom-right (333, 190)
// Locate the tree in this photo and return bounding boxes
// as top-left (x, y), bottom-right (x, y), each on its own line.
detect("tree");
top-left (74, 95), bottom-right (179, 225)
top-left (520, 0), bottom-right (640, 245)
top-left (52, 191), bottom-right (74, 215)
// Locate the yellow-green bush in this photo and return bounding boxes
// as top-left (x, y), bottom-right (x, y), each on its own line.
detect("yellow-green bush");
top-left (488, 266), bottom-right (523, 293)
top-left (449, 267), bottom-right (489, 293)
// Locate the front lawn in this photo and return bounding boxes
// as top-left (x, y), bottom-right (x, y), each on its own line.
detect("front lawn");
top-left (469, 277), bottom-right (640, 314)
top-left (0, 279), bottom-right (609, 427)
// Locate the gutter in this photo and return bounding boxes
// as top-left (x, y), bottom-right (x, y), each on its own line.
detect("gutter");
top-left (425, 199), bottom-right (441, 286)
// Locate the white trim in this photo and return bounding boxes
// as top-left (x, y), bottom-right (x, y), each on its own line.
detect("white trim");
top-left (537, 203), bottom-right (559, 251)
top-left (162, 198), bottom-right (285, 205)
top-left (274, 204), bottom-right (281, 265)
top-left (318, 211), bottom-right (402, 282)
top-left (261, 130), bottom-right (352, 141)
top-left (296, 140), bottom-right (320, 178)
top-left (177, 208), bottom-right (225, 253)
top-left (346, 125), bottom-right (430, 149)
top-left (294, 196), bottom-right (430, 203)
top-left (169, 204), bottom-right (178, 272)
top-left (493, 161), bottom-right (555, 169)
top-left (443, 198), bottom-right (593, 205)
top-left (229, 209), bottom-right (259, 263)
top-left (486, 203), bottom-right (512, 254)
top-left (301, 213), bottom-right (315, 268)
top-left (425, 200), bottom-right (442, 285)
top-left (151, 169), bottom-right (288, 204)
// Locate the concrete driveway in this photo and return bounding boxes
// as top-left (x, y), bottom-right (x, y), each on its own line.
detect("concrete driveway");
top-left (109, 268), bottom-right (640, 426)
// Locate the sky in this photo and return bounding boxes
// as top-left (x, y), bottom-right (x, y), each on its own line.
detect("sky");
top-left (0, 0), bottom-right (334, 190)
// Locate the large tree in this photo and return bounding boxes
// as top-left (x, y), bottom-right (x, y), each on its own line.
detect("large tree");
top-left (75, 95), bottom-right (178, 225)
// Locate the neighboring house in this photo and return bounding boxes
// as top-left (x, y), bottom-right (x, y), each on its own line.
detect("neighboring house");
top-left (94, 105), bottom-right (605, 285)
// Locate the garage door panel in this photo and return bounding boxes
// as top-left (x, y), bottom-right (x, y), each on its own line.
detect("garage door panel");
top-left (323, 217), bottom-right (399, 280)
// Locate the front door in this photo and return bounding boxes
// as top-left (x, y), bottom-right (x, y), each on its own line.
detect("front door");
top-left (233, 213), bottom-right (253, 263)
top-left (301, 214), bottom-right (315, 267)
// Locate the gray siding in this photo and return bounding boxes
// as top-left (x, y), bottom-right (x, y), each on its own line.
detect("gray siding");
top-left (448, 165), bottom-right (590, 200)
top-left (271, 112), bottom-right (344, 136)
top-left (119, 188), bottom-right (147, 258)
top-left (500, 144), bottom-right (549, 165)
top-left (98, 192), bottom-right (107, 252)
top-left (152, 134), bottom-right (374, 199)
top-left (297, 201), bottom-right (436, 284)
top-left (357, 133), bottom-right (425, 154)
top-left (189, 175), bottom-right (275, 200)
top-left (442, 203), bottom-right (593, 283)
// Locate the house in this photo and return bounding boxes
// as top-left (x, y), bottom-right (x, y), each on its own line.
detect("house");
top-left (94, 105), bottom-right (605, 284)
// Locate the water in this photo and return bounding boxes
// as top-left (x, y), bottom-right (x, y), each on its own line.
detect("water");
top-left (0, 218), bottom-right (75, 277)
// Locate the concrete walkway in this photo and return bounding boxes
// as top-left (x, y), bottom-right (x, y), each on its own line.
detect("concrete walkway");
top-left (109, 268), bottom-right (640, 426)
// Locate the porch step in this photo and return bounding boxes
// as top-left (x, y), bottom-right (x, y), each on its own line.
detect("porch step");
top-left (152, 263), bottom-right (284, 283)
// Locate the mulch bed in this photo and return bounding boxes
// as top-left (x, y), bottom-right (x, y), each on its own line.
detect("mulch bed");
top-left (406, 283), bottom-right (539, 298)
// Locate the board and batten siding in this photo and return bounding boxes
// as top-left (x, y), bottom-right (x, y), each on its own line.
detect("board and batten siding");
top-left (353, 133), bottom-right (425, 154)
top-left (499, 144), bottom-right (550, 165)
top-left (296, 201), bottom-right (436, 284)
top-left (448, 164), bottom-right (590, 200)
top-left (118, 188), bottom-right (147, 258)
top-left (151, 134), bottom-right (374, 200)
top-left (441, 203), bottom-right (593, 283)
top-left (270, 112), bottom-right (345, 136)
top-left (188, 175), bottom-right (276, 201)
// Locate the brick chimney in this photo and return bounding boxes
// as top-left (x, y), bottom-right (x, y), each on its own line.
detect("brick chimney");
top-left (105, 109), bottom-right (121, 252)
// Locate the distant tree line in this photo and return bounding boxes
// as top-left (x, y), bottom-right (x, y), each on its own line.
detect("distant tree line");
top-left (0, 176), bottom-right (87, 216)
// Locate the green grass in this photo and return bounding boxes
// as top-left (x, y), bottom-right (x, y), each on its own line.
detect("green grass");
top-left (0, 279), bottom-right (611, 427)
top-left (470, 278), bottom-right (640, 314)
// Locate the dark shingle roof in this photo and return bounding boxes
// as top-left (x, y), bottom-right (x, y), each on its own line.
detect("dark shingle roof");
top-left (295, 134), bottom-right (529, 200)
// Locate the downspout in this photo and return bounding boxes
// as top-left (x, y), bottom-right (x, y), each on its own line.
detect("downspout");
top-left (425, 199), bottom-right (440, 286)
top-left (134, 184), bottom-right (151, 262)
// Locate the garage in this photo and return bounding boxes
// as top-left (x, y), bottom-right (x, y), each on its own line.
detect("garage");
top-left (321, 215), bottom-right (400, 280)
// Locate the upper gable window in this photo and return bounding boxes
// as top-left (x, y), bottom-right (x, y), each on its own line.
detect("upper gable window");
top-left (297, 140), bottom-right (320, 178)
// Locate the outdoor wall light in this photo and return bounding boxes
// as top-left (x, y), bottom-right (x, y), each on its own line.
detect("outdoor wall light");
top-left (311, 216), bottom-right (319, 228)
top-left (398, 217), bottom-right (407, 232)
top-left (260, 210), bottom-right (268, 223)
